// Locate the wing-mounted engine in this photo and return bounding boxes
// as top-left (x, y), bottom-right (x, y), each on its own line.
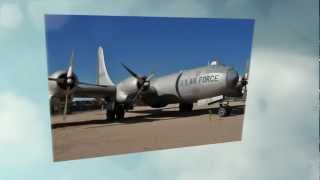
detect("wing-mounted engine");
top-left (116, 63), bottom-right (154, 104)
top-left (48, 51), bottom-right (80, 120)
top-left (116, 77), bottom-right (139, 102)
top-left (49, 70), bottom-right (79, 96)
top-left (48, 48), bottom-right (119, 121)
top-left (48, 51), bottom-right (78, 95)
top-left (236, 73), bottom-right (248, 95)
top-left (232, 60), bottom-right (250, 97)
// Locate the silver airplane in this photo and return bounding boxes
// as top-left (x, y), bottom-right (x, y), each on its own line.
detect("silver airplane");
top-left (48, 46), bottom-right (248, 121)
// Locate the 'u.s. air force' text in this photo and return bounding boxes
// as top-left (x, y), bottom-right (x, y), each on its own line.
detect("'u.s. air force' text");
top-left (180, 73), bottom-right (222, 86)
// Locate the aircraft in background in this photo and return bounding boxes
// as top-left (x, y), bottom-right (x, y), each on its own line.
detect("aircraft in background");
top-left (48, 46), bottom-right (249, 121)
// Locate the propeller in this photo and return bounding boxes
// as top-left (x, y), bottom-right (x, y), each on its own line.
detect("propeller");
top-left (131, 72), bottom-right (154, 103)
top-left (63, 88), bottom-right (70, 121)
top-left (66, 52), bottom-right (74, 84)
top-left (48, 51), bottom-right (116, 121)
top-left (48, 51), bottom-right (76, 121)
top-left (62, 51), bottom-right (75, 121)
top-left (240, 59), bottom-right (250, 96)
top-left (121, 63), bottom-right (156, 104)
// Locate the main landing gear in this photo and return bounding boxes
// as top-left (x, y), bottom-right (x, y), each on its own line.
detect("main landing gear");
top-left (179, 102), bottom-right (193, 113)
top-left (106, 102), bottom-right (125, 121)
top-left (217, 102), bottom-right (231, 117)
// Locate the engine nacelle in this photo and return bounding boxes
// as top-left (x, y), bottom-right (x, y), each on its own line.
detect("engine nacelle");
top-left (116, 77), bottom-right (138, 102)
top-left (116, 75), bottom-right (153, 103)
top-left (48, 70), bottom-right (79, 97)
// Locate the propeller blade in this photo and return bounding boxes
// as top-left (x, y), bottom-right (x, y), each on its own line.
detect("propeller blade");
top-left (67, 51), bottom-right (75, 78)
top-left (48, 77), bottom-right (64, 83)
top-left (244, 58), bottom-right (250, 80)
top-left (62, 88), bottom-right (70, 121)
top-left (132, 73), bottom-right (154, 104)
top-left (121, 63), bottom-right (139, 79)
top-left (146, 73), bottom-right (154, 81)
top-left (121, 63), bottom-right (158, 105)
top-left (147, 64), bottom-right (159, 81)
top-left (48, 77), bottom-right (57, 81)
top-left (242, 85), bottom-right (247, 98)
top-left (132, 86), bottom-right (145, 104)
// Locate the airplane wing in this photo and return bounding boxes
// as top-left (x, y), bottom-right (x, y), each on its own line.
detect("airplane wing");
top-left (48, 46), bottom-right (116, 100)
top-left (73, 83), bottom-right (116, 98)
top-left (48, 78), bottom-right (116, 99)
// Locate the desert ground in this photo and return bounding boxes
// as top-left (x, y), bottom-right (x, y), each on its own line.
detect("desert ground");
top-left (51, 101), bottom-right (245, 161)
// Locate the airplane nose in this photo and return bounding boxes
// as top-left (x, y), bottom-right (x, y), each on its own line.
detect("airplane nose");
top-left (226, 69), bottom-right (239, 88)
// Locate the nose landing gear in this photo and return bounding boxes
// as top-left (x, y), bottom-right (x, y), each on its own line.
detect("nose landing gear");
top-left (217, 102), bottom-right (231, 117)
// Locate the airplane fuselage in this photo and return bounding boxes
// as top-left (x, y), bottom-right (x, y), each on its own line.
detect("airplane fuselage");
top-left (117, 63), bottom-right (240, 108)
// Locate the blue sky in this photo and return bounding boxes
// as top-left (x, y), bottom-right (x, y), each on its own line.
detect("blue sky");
top-left (45, 15), bottom-right (254, 83)
top-left (0, 0), bottom-right (318, 180)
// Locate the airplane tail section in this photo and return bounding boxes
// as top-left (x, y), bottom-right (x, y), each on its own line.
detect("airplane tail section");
top-left (97, 46), bottom-right (114, 86)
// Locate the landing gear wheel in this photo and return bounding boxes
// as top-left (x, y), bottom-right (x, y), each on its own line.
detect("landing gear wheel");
top-left (187, 103), bottom-right (193, 112)
top-left (107, 110), bottom-right (116, 121)
top-left (218, 106), bottom-right (231, 117)
top-left (116, 105), bottom-right (125, 120)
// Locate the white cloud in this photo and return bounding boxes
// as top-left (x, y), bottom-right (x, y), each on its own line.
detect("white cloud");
top-left (130, 0), bottom-right (211, 17)
top-left (0, 92), bottom-right (38, 144)
top-left (0, 1), bottom-right (316, 179)
top-left (0, 3), bottom-right (23, 29)
top-left (26, 0), bottom-right (212, 31)
top-left (25, 0), bottom-right (317, 54)
top-left (0, 92), bottom-right (50, 167)
top-left (27, 0), bottom-right (74, 30)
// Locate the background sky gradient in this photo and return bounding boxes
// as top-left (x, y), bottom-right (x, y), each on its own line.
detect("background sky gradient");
top-left (0, 0), bottom-right (318, 180)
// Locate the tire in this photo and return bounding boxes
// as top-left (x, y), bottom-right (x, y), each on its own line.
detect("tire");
top-left (186, 103), bottom-right (193, 112)
top-left (218, 107), bottom-right (227, 117)
top-left (107, 110), bottom-right (115, 121)
top-left (226, 107), bottom-right (232, 116)
top-left (116, 105), bottom-right (125, 120)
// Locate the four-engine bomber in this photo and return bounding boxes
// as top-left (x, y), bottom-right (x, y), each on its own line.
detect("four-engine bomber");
top-left (48, 47), bottom-right (248, 121)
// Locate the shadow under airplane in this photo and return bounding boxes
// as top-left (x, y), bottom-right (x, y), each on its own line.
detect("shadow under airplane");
top-left (52, 105), bottom-right (245, 129)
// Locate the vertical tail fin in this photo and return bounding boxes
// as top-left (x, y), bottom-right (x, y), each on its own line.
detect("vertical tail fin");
top-left (97, 46), bottom-right (114, 86)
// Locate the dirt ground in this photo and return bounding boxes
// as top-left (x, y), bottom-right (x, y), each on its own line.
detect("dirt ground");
top-left (51, 102), bottom-right (245, 161)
